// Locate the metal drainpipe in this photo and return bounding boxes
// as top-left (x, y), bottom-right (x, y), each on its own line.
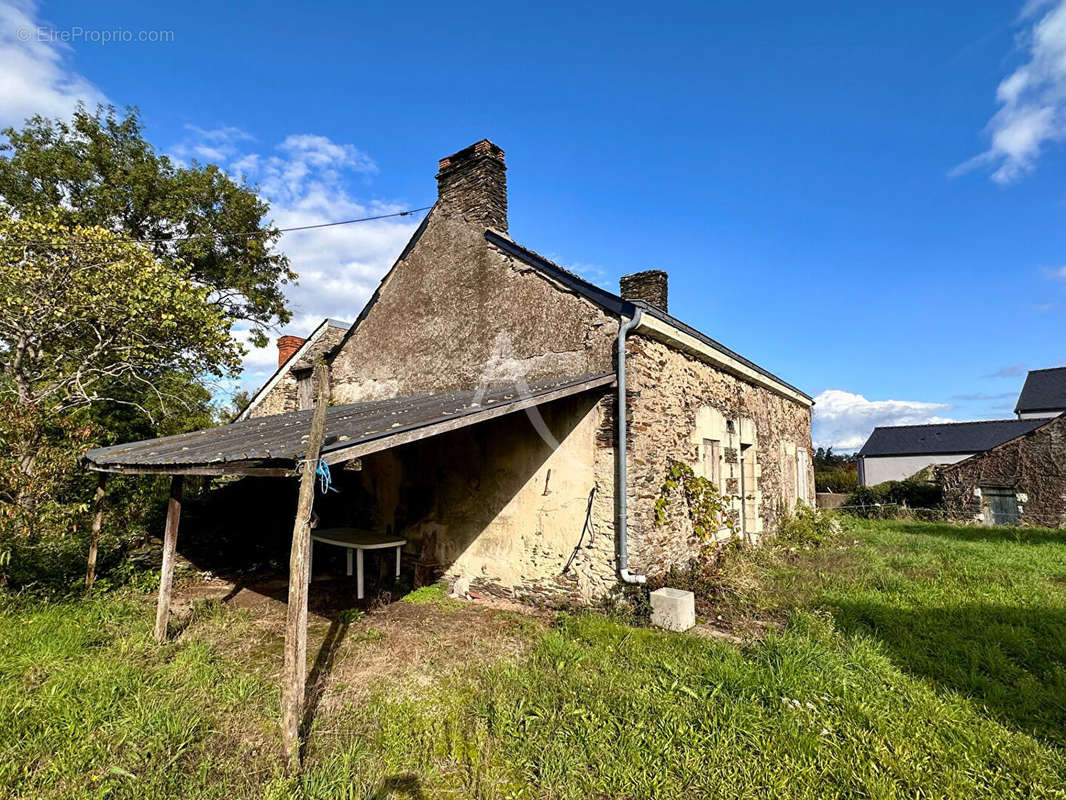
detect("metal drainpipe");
top-left (617, 308), bottom-right (646, 584)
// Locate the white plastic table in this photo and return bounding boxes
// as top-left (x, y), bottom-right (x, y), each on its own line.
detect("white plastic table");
top-left (309, 528), bottom-right (406, 599)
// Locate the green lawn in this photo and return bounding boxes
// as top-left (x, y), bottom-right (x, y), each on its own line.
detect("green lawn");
top-left (2, 518), bottom-right (1066, 798)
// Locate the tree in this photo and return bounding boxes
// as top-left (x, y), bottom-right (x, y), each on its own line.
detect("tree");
top-left (0, 105), bottom-right (294, 346)
top-left (0, 215), bottom-right (242, 508)
top-left (223, 389), bottom-right (253, 423)
top-left (813, 446), bottom-right (859, 494)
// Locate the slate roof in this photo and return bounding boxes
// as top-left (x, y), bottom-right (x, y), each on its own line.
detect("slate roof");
top-left (1015, 367), bottom-right (1066, 414)
top-left (858, 418), bottom-right (1046, 458)
top-left (484, 230), bottom-right (812, 401)
top-left (86, 373), bottom-right (615, 474)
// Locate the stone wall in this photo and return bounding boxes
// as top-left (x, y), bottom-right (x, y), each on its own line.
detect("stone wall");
top-left (249, 325), bottom-right (346, 418)
top-left (621, 334), bottom-right (814, 576)
top-left (260, 139), bottom-right (814, 604)
top-left (940, 414), bottom-right (1066, 528)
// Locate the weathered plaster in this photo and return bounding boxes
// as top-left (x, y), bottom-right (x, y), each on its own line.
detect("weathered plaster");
top-left (330, 210), bottom-right (618, 404)
top-left (355, 392), bottom-right (618, 603)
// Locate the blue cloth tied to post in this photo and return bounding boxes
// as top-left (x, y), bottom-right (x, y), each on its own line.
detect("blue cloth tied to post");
top-left (315, 458), bottom-right (339, 494)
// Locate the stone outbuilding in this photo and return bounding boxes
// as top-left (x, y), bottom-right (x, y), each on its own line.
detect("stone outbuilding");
top-left (940, 413), bottom-right (1066, 528)
top-left (86, 139), bottom-right (815, 603)
top-left (237, 319), bottom-right (348, 420)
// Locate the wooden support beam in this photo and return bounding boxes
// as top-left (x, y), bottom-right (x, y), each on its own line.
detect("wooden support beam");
top-left (84, 473), bottom-right (107, 592)
top-left (281, 363), bottom-right (330, 770)
top-left (154, 476), bottom-right (184, 643)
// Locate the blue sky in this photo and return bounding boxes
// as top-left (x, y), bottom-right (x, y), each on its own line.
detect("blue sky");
top-left (2, 0), bottom-right (1065, 448)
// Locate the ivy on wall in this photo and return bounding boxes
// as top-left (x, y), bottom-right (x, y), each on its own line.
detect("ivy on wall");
top-left (654, 460), bottom-right (737, 543)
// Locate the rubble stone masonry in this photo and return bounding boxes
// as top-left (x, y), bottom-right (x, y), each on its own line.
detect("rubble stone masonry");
top-left (249, 325), bottom-right (347, 418)
top-left (940, 414), bottom-right (1066, 528)
top-left (621, 335), bottom-right (814, 576)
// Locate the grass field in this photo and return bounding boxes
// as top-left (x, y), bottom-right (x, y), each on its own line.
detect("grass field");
top-left (2, 518), bottom-right (1065, 798)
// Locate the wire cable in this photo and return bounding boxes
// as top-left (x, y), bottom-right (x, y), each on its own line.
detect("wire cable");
top-left (0, 205), bottom-right (434, 248)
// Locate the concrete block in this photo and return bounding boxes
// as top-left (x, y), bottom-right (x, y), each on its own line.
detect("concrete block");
top-left (650, 587), bottom-right (695, 632)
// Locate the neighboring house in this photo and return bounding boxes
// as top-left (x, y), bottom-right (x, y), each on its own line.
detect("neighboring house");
top-left (236, 319), bottom-right (349, 421)
top-left (857, 366), bottom-right (1066, 487)
top-left (857, 419), bottom-right (1045, 486)
top-left (1015, 367), bottom-right (1066, 419)
top-left (86, 139), bottom-right (815, 603)
top-left (940, 413), bottom-right (1066, 527)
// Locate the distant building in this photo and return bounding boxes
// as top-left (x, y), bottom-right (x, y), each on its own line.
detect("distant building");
top-left (236, 319), bottom-right (348, 421)
top-left (941, 413), bottom-right (1066, 527)
top-left (1015, 367), bottom-right (1066, 419)
top-left (857, 366), bottom-right (1065, 486)
top-left (856, 419), bottom-right (1044, 486)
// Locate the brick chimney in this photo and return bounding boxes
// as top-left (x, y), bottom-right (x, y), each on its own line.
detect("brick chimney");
top-left (619, 270), bottom-right (668, 313)
top-left (277, 335), bottom-right (305, 367)
top-left (436, 140), bottom-right (507, 231)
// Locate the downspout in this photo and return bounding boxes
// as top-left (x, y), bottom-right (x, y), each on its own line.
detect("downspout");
top-left (616, 308), bottom-right (646, 584)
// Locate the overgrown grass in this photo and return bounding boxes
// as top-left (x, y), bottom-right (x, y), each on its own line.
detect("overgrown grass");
top-left (755, 518), bottom-right (1066, 748)
top-left (0, 593), bottom-right (280, 798)
top-left (2, 519), bottom-right (1066, 798)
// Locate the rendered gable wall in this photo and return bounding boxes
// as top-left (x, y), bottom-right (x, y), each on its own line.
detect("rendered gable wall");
top-left (329, 209), bottom-right (618, 403)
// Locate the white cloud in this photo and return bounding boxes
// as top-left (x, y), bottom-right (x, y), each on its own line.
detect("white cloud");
top-left (0, 0), bottom-right (107, 127)
top-left (954, 0), bottom-right (1066, 183)
top-left (812, 389), bottom-right (954, 450)
top-left (170, 127), bottom-right (423, 395)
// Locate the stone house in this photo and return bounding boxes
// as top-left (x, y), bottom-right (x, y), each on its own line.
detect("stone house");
top-left (86, 139), bottom-right (815, 603)
top-left (237, 319), bottom-right (348, 420)
top-left (940, 413), bottom-right (1066, 528)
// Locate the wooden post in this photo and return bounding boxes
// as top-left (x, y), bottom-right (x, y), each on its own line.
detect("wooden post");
top-left (281, 363), bottom-right (330, 770)
top-left (84, 473), bottom-right (107, 591)
top-left (154, 475), bottom-right (184, 643)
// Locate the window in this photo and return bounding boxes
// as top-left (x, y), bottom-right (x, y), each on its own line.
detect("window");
top-left (739, 443), bottom-right (756, 535)
top-left (702, 438), bottom-right (721, 487)
top-left (796, 448), bottom-right (810, 504)
top-left (296, 373), bottom-right (313, 411)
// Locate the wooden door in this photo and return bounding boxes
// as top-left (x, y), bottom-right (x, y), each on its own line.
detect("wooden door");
top-left (982, 488), bottom-right (1019, 526)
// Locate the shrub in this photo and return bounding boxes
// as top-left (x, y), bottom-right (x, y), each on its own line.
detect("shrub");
top-left (778, 503), bottom-right (842, 546)
top-left (846, 480), bottom-right (943, 517)
top-left (815, 465), bottom-right (859, 494)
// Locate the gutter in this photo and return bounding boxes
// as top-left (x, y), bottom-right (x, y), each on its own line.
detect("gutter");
top-left (616, 308), bottom-right (646, 585)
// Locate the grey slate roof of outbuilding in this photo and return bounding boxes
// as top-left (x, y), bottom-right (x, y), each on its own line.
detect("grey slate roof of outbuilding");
top-left (858, 418), bottom-right (1047, 458)
top-left (86, 373), bottom-right (615, 474)
top-left (1015, 367), bottom-right (1066, 414)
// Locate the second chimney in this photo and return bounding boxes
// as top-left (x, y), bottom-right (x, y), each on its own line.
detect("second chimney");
top-left (277, 335), bottom-right (306, 367)
top-left (620, 270), bottom-right (668, 313)
top-left (436, 140), bottom-right (507, 232)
